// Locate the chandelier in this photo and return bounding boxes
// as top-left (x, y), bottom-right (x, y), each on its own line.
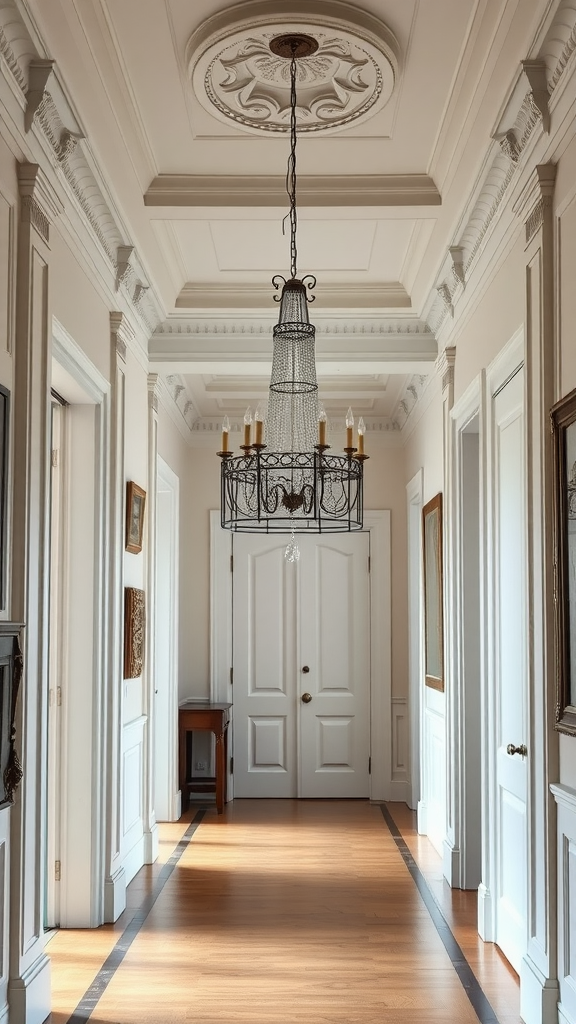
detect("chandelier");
top-left (217, 33), bottom-right (367, 540)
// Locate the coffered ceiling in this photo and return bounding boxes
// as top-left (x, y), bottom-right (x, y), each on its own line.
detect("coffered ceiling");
top-left (22, 0), bottom-right (546, 431)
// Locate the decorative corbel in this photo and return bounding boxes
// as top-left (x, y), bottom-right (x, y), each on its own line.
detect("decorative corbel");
top-left (58, 129), bottom-right (84, 163)
top-left (25, 59), bottom-right (55, 132)
top-left (449, 247), bottom-right (466, 287)
top-left (437, 282), bottom-right (454, 318)
top-left (115, 245), bottom-right (134, 292)
top-left (133, 282), bottom-right (149, 306)
top-left (495, 129), bottom-right (521, 164)
top-left (522, 60), bottom-right (550, 134)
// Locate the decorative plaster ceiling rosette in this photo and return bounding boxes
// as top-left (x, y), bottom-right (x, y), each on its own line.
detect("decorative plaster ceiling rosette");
top-left (187, 1), bottom-right (400, 135)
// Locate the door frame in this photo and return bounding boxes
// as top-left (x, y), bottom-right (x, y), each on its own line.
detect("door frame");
top-left (479, 326), bottom-right (525, 942)
top-left (50, 317), bottom-right (111, 927)
top-left (153, 456), bottom-right (180, 821)
top-left (406, 469), bottom-right (423, 812)
top-left (210, 510), bottom-right (392, 802)
top-left (449, 377), bottom-right (483, 889)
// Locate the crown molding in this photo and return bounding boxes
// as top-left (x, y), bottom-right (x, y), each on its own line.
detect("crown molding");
top-left (144, 174), bottom-right (441, 209)
top-left (424, 0), bottom-right (576, 337)
top-left (391, 373), bottom-right (432, 431)
top-left (176, 282), bottom-right (411, 310)
top-left (0, 0), bottom-right (165, 344)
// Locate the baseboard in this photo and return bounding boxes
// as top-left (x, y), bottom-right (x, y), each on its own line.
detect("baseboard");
top-left (122, 835), bottom-right (144, 886)
top-left (144, 823), bottom-right (159, 864)
top-left (417, 799), bottom-right (427, 835)
top-left (172, 789), bottom-right (182, 822)
top-left (387, 780), bottom-right (411, 803)
top-left (8, 952), bottom-right (51, 1024)
top-left (520, 954), bottom-right (559, 1024)
top-left (477, 882), bottom-right (494, 941)
top-left (104, 865), bottom-right (126, 923)
top-left (442, 839), bottom-right (461, 888)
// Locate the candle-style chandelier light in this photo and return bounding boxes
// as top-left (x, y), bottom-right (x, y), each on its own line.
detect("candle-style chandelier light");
top-left (217, 33), bottom-right (367, 541)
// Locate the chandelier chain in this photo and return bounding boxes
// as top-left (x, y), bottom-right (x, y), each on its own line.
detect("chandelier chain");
top-left (286, 51), bottom-right (298, 280)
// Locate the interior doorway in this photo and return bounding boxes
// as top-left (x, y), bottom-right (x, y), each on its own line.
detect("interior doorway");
top-left (232, 532), bottom-right (371, 798)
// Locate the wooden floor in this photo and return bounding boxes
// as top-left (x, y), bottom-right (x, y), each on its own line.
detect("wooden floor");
top-left (47, 801), bottom-right (521, 1024)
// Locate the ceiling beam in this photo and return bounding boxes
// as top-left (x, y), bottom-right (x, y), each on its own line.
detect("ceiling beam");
top-left (175, 282), bottom-right (411, 309)
top-left (144, 174), bottom-right (442, 208)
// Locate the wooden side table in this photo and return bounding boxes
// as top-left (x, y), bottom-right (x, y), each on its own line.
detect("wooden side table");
top-left (178, 701), bottom-right (232, 814)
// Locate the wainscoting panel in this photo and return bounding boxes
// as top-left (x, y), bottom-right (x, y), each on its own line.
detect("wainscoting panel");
top-left (122, 716), bottom-right (146, 885)
top-left (420, 699), bottom-right (446, 856)
top-left (552, 784), bottom-right (576, 1024)
top-left (391, 698), bottom-right (408, 781)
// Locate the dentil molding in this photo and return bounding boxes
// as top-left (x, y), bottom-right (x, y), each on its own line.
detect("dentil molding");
top-left (187, 0), bottom-right (399, 136)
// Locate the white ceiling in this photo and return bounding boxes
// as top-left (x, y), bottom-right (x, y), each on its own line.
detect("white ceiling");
top-left (25, 0), bottom-right (529, 429)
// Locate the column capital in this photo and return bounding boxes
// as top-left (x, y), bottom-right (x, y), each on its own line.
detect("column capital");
top-left (148, 373), bottom-right (161, 413)
top-left (17, 163), bottom-right (63, 242)
top-left (110, 312), bottom-right (134, 363)
top-left (436, 345), bottom-right (456, 397)
top-left (513, 163), bottom-right (556, 242)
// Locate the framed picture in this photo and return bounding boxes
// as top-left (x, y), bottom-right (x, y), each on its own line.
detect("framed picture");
top-left (551, 388), bottom-right (576, 735)
top-left (125, 481), bottom-right (146, 554)
top-left (124, 587), bottom-right (145, 679)
top-left (422, 492), bottom-right (444, 691)
top-left (0, 386), bottom-right (9, 610)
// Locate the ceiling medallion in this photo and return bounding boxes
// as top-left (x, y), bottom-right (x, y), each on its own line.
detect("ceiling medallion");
top-left (188, 2), bottom-right (399, 136)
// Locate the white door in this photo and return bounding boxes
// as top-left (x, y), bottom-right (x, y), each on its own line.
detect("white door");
top-left (492, 367), bottom-right (528, 972)
top-left (233, 533), bottom-right (370, 798)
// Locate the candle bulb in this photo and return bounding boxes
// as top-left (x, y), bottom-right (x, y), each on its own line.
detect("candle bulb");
top-left (243, 406), bottom-right (252, 447)
top-left (255, 405), bottom-right (264, 445)
top-left (221, 414), bottom-right (230, 453)
top-left (345, 406), bottom-right (354, 450)
top-left (357, 417), bottom-right (365, 456)
top-left (318, 404), bottom-right (327, 446)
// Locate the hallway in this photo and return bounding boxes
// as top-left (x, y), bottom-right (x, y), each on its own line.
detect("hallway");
top-left (47, 802), bottom-right (520, 1024)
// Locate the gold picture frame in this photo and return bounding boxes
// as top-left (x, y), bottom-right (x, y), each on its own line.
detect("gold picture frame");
top-left (551, 387), bottom-right (576, 735)
top-left (422, 492), bottom-right (444, 691)
top-left (124, 587), bottom-right (145, 679)
top-left (125, 481), bottom-right (146, 554)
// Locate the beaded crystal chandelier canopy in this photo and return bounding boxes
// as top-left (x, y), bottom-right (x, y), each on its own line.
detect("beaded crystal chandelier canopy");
top-left (218, 34), bottom-right (367, 538)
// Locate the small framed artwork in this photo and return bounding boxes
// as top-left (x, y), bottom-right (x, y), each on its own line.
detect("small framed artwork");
top-left (125, 481), bottom-right (146, 554)
top-left (422, 492), bottom-right (444, 691)
top-left (551, 388), bottom-right (576, 735)
top-left (0, 386), bottom-right (9, 610)
top-left (124, 587), bottom-right (145, 679)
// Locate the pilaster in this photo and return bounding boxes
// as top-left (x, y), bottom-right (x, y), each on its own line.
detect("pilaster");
top-left (9, 163), bottom-right (63, 1024)
top-left (103, 313), bottom-right (131, 921)
top-left (435, 346), bottom-right (462, 888)
top-left (143, 374), bottom-right (160, 864)
top-left (513, 163), bottom-right (559, 1024)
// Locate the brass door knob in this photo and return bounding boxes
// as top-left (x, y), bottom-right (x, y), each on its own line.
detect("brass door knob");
top-left (506, 743), bottom-right (527, 757)
top-left (301, 692), bottom-right (312, 704)
top-left (302, 665), bottom-right (310, 673)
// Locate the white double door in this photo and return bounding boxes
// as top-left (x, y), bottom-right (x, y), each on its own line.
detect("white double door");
top-left (232, 532), bottom-right (370, 798)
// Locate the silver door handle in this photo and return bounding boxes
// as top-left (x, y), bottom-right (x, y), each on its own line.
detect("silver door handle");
top-left (506, 743), bottom-right (527, 757)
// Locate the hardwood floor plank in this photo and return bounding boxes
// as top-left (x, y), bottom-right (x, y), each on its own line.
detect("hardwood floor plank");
top-left (47, 801), bottom-right (521, 1024)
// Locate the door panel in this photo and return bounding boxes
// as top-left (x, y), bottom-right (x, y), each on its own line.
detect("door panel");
top-left (234, 539), bottom-right (297, 797)
top-left (233, 533), bottom-right (370, 798)
top-left (299, 534), bottom-right (370, 797)
top-left (492, 368), bottom-right (528, 972)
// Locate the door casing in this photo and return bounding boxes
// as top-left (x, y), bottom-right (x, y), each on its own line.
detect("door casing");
top-left (210, 509), bottom-right (394, 802)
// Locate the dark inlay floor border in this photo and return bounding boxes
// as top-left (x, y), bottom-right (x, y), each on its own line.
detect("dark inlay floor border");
top-left (64, 808), bottom-right (206, 1024)
top-left (380, 804), bottom-right (500, 1024)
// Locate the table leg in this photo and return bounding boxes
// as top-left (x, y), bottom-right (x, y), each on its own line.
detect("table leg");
top-left (215, 730), bottom-right (224, 814)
